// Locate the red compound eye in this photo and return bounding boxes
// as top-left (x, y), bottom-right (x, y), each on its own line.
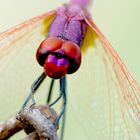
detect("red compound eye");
top-left (62, 41), bottom-right (81, 74)
top-left (36, 37), bottom-right (63, 66)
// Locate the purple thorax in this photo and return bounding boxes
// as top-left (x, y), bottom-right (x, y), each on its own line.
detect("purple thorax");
top-left (48, 5), bottom-right (87, 47)
top-left (70, 0), bottom-right (90, 7)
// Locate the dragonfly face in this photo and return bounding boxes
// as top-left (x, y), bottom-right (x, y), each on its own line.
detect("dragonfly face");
top-left (36, 37), bottom-right (81, 79)
top-left (36, 5), bottom-right (87, 79)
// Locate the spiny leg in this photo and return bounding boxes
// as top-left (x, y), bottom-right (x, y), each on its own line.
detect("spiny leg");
top-left (46, 79), bottom-right (55, 104)
top-left (56, 77), bottom-right (67, 140)
top-left (58, 77), bottom-right (67, 122)
top-left (49, 92), bottom-right (63, 107)
top-left (60, 102), bottom-right (67, 140)
top-left (49, 79), bottom-right (64, 106)
top-left (45, 77), bottom-right (67, 140)
top-left (19, 72), bottom-right (46, 112)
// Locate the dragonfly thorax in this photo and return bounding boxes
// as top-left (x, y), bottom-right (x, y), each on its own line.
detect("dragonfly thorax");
top-left (70, 0), bottom-right (90, 8)
top-left (48, 5), bottom-right (87, 47)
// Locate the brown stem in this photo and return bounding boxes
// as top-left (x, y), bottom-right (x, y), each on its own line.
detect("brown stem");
top-left (17, 105), bottom-right (59, 140)
top-left (0, 116), bottom-right (23, 139)
top-left (0, 105), bottom-right (59, 140)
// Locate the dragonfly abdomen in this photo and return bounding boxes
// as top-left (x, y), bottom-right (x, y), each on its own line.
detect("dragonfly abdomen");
top-left (36, 5), bottom-right (87, 79)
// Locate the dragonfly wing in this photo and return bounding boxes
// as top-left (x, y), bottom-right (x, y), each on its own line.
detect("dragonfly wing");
top-left (68, 16), bottom-right (140, 140)
top-left (0, 10), bottom-right (56, 119)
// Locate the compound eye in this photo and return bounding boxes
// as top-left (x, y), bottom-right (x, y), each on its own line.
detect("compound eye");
top-left (36, 37), bottom-right (63, 66)
top-left (62, 41), bottom-right (81, 74)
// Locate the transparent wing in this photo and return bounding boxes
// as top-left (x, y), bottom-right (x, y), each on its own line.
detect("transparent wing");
top-left (68, 17), bottom-right (140, 140)
top-left (0, 11), bottom-right (56, 120)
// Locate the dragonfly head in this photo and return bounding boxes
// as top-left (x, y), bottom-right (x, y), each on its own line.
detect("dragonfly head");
top-left (36, 37), bottom-right (81, 79)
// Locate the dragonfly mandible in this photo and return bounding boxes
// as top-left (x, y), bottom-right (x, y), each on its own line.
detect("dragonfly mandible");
top-left (0, 0), bottom-right (140, 140)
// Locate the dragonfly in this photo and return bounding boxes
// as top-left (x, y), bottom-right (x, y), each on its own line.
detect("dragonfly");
top-left (0, 0), bottom-right (140, 139)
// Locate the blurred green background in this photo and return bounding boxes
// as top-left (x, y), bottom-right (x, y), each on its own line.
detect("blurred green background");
top-left (0, 0), bottom-right (139, 139)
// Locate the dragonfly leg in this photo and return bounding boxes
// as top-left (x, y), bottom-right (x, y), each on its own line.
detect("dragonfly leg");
top-left (59, 77), bottom-right (67, 140)
top-left (54, 77), bottom-right (67, 129)
top-left (49, 91), bottom-right (63, 107)
top-left (19, 72), bottom-right (46, 112)
top-left (46, 79), bottom-right (55, 104)
top-left (60, 109), bottom-right (66, 140)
